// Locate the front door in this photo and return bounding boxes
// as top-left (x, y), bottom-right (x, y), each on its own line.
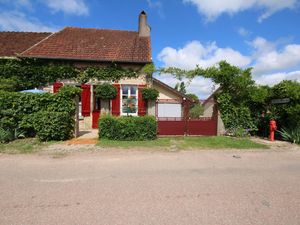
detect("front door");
top-left (92, 96), bottom-right (101, 129)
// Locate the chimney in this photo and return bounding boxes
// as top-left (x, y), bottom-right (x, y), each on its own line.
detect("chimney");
top-left (138, 11), bottom-right (150, 37)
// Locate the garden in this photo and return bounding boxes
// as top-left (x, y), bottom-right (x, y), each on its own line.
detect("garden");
top-left (0, 57), bottom-right (299, 151)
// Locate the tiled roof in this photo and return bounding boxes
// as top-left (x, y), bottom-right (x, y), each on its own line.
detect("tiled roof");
top-left (0, 32), bottom-right (51, 57)
top-left (21, 27), bottom-right (152, 63)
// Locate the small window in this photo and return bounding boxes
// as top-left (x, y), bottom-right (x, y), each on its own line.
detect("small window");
top-left (121, 85), bottom-right (137, 115)
top-left (94, 97), bottom-right (101, 111)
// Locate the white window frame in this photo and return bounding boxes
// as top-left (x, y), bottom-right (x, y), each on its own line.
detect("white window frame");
top-left (120, 85), bottom-right (138, 116)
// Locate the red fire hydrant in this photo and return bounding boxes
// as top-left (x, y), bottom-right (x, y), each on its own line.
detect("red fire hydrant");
top-left (269, 119), bottom-right (277, 141)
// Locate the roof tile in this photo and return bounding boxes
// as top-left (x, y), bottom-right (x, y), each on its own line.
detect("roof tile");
top-left (0, 32), bottom-right (51, 57)
top-left (21, 27), bottom-right (152, 63)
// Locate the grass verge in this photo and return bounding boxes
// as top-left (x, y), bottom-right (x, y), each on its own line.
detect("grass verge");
top-left (0, 138), bottom-right (51, 154)
top-left (176, 136), bottom-right (269, 150)
top-left (98, 136), bottom-right (268, 150)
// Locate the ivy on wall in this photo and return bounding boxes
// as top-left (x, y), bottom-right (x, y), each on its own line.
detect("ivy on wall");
top-left (0, 58), bottom-right (143, 91)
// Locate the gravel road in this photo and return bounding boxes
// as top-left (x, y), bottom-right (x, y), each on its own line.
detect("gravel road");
top-left (0, 148), bottom-right (300, 225)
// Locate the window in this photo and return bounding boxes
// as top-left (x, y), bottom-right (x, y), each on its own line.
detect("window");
top-left (157, 103), bottom-right (182, 118)
top-left (121, 85), bottom-right (137, 115)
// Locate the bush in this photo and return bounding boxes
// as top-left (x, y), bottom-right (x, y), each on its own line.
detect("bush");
top-left (58, 85), bottom-right (81, 98)
top-left (0, 90), bottom-right (76, 142)
top-left (0, 127), bottom-right (14, 143)
top-left (189, 104), bottom-right (204, 119)
top-left (94, 83), bottom-right (117, 99)
top-left (99, 115), bottom-right (157, 141)
top-left (33, 111), bottom-right (74, 141)
top-left (141, 88), bottom-right (159, 101)
top-left (277, 127), bottom-right (300, 144)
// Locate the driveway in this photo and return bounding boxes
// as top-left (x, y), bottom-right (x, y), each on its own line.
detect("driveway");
top-left (0, 148), bottom-right (300, 225)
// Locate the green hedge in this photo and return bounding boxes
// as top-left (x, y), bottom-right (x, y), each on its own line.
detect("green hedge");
top-left (33, 111), bottom-right (74, 141)
top-left (99, 115), bottom-right (157, 141)
top-left (0, 90), bottom-right (76, 142)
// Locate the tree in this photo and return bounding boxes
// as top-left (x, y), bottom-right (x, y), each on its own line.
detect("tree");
top-left (160, 61), bottom-right (257, 133)
top-left (174, 81), bottom-right (186, 94)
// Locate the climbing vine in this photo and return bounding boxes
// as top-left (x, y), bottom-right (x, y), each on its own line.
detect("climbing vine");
top-left (0, 58), bottom-right (143, 91)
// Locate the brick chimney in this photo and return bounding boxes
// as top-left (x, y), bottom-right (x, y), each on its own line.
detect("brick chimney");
top-left (138, 11), bottom-right (150, 37)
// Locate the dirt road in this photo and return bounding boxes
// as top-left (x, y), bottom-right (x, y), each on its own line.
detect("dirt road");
top-left (0, 148), bottom-right (300, 225)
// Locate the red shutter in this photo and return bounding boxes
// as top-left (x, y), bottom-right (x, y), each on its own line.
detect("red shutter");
top-left (53, 82), bottom-right (63, 93)
top-left (138, 85), bottom-right (147, 116)
top-left (111, 84), bottom-right (120, 116)
top-left (81, 84), bottom-right (91, 117)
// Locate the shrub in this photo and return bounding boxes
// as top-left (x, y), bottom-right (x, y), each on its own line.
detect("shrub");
top-left (94, 83), bottom-right (117, 99)
top-left (33, 111), bottom-right (74, 141)
top-left (0, 127), bottom-right (14, 143)
top-left (99, 115), bottom-right (157, 141)
top-left (0, 90), bottom-right (76, 142)
top-left (189, 104), bottom-right (204, 119)
top-left (277, 127), bottom-right (300, 144)
top-left (58, 85), bottom-right (81, 98)
top-left (141, 88), bottom-right (159, 101)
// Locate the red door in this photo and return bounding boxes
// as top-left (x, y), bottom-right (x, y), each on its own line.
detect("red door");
top-left (92, 111), bottom-right (100, 129)
top-left (81, 84), bottom-right (91, 117)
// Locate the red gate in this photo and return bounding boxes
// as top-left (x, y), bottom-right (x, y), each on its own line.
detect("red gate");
top-left (157, 117), bottom-right (217, 136)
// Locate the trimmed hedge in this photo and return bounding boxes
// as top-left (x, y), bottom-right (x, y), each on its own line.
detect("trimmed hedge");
top-left (33, 111), bottom-right (74, 141)
top-left (0, 90), bottom-right (76, 142)
top-left (99, 115), bottom-right (157, 141)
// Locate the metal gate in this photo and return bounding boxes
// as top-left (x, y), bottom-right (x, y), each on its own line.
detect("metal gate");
top-left (157, 117), bottom-right (217, 136)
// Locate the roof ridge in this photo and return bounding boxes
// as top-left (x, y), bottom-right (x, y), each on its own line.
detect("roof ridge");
top-left (0, 31), bottom-right (52, 34)
top-left (64, 26), bottom-right (138, 33)
top-left (19, 29), bottom-right (64, 56)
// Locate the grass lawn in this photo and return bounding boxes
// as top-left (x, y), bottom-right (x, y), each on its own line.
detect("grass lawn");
top-left (0, 138), bottom-right (50, 154)
top-left (98, 136), bottom-right (268, 150)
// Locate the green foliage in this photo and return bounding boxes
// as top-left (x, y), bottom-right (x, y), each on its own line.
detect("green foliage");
top-left (94, 83), bottom-right (117, 99)
top-left (0, 127), bottom-right (14, 143)
top-left (0, 58), bottom-right (140, 91)
top-left (186, 93), bottom-right (199, 103)
top-left (277, 127), bottom-right (300, 144)
top-left (58, 85), bottom-right (82, 98)
top-left (32, 111), bottom-right (74, 141)
top-left (270, 80), bottom-right (300, 130)
top-left (141, 88), bottom-right (159, 101)
top-left (175, 81), bottom-right (187, 94)
top-left (78, 64), bottom-right (138, 83)
top-left (189, 104), bottom-right (204, 119)
top-left (99, 115), bottom-right (157, 141)
top-left (143, 63), bottom-right (156, 75)
top-left (0, 90), bottom-right (76, 142)
top-left (0, 77), bottom-right (19, 92)
top-left (0, 58), bottom-right (77, 91)
top-left (160, 61), bottom-right (260, 135)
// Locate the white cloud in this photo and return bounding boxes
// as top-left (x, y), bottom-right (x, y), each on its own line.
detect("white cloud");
top-left (254, 71), bottom-right (300, 86)
top-left (183, 0), bottom-right (298, 22)
top-left (147, 0), bottom-right (164, 18)
top-left (238, 27), bottom-right (251, 37)
top-left (158, 41), bottom-right (251, 69)
top-left (154, 74), bottom-right (215, 99)
top-left (250, 37), bottom-right (300, 74)
top-left (0, 11), bottom-right (57, 32)
top-left (44, 0), bottom-right (89, 16)
top-left (157, 37), bottom-right (300, 98)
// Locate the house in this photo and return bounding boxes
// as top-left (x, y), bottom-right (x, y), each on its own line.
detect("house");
top-left (0, 11), bottom-right (197, 132)
top-left (202, 88), bottom-right (225, 135)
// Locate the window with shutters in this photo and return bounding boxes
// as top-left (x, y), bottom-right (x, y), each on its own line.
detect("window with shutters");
top-left (121, 85), bottom-right (138, 116)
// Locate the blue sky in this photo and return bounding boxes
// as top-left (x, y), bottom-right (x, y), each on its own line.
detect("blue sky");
top-left (0, 0), bottom-right (300, 98)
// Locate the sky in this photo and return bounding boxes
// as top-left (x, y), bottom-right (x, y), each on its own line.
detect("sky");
top-left (0, 0), bottom-right (300, 98)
